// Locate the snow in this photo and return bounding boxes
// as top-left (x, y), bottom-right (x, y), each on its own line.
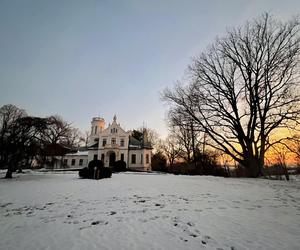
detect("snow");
top-left (0, 171), bottom-right (299, 250)
top-left (65, 151), bottom-right (89, 156)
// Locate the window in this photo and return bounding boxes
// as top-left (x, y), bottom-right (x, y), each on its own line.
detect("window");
top-left (93, 154), bottom-right (98, 160)
top-left (146, 154), bottom-right (149, 164)
top-left (71, 159), bottom-right (76, 166)
top-left (131, 154), bottom-right (136, 164)
top-left (111, 138), bottom-right (116, 145)
top-left (79, 159), bottom-right (83, 166)
top-left (121, 153), bottom-right (124, 161)
top-left (120, 139), bottom-right (125, 147)
top-left (102, 139), bottom-right (107, 147)
top-left (141, 154), bottom-right (143, 164)
top-left (95, 126), bottom-right (97, 134)
top-left (101, 154), bottom-right (105, 161)
top-left (111, 128), bottom-right (118, 133)
top-left (63, 159), bottom-right (68, 165)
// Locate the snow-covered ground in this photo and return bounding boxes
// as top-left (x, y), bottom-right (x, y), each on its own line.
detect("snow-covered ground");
top-left (0, 171), bottom-right (299, 250)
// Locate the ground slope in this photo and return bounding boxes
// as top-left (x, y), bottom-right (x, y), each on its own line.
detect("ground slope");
top-left (0, 171), bottom-right (299, 250)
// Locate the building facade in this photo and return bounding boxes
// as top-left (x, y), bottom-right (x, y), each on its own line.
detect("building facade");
top-left (88, 116), bottom-right (152, 171)
top-left (62, 151), bottom-right (89, 169)
top-left (45, 150), bottom-right (88, 169)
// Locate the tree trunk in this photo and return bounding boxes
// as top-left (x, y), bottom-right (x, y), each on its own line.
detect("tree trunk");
top-left (242, 157), bottom-right (262, 178)
top-left (190, 123), bottom-right (196, 168)
top-left (5, 169), bottom-right (12, 178)
top-left (283, 164), bottom-right (289, 181)
top-left (4, 159), bottom-right (15, 178)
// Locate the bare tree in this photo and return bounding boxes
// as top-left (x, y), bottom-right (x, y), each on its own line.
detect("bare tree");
top-left (42, 115), bottom-right (72, 145)
top-left (159, 135), bottom-right (182, 167)
top-left (41, 115), bottom-right (74, 168)
top-left (65, 128), bottom-right (82, 148)
top-left (168, 110), bottom-right (202, 163)
top-left (273, 145), bottom-right (290, 180)
top-left (134, 127), bottom-right (160, 149)
top-left (0, 105), bottom-right (27, 177)
top-left (163, 13), bottom-right (300, 177)
top-left (80, 130), bottom-right (90, 147)
top-left (0, 104), bottom-right (51, 178)
top-left (0, 104), bottom-right (27, 146)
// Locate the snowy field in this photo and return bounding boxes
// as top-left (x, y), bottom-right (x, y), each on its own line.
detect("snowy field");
top-left (0, 171), bottom-right (299, 250)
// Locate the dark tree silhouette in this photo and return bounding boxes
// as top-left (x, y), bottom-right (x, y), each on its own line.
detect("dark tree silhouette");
top-left (163, 14), bottom-right (300, 177)
top-left (0, 105), bottom-right (26, 178)
top-left (168, 110), bottom-right (202, 163)
top-left (0, 104), bottom-right (49, 178)
top-left (41, 115), bottom-right (75, 168)
top-left (0, 104), bottom-right (84, 177)
top-left (159, 135), bottom-right (182, 167)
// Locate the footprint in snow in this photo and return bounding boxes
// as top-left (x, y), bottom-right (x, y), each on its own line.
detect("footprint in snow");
top-left (187, 222), bottom-right (195, 227)
top-left (45, 202), bottom-right (55, 206)
top-left (0, 202), bottom-right (13, 208)
top-left (194, 209), bottom-right (202, 212)
top-left (179, 237), bottom-right (188, 242)
top-left (91, 220), bottom-right (108, 226)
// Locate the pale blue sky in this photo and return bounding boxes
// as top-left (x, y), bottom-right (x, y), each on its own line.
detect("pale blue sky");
top-left (1, 0), bottom-right (300, 137)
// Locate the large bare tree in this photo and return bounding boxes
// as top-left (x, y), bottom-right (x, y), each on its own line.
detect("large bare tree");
top-left (0, 104), bottom-right (50, 178)
top-left (42, 115), bottom-right (72, 145)
top-left (0, 104), bottom-right (27, 177)
top-left (163, 14), bottom-right (300, 177)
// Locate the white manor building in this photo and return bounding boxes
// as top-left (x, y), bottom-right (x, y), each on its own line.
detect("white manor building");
top-left (88, 115), bottom-right (152, 171)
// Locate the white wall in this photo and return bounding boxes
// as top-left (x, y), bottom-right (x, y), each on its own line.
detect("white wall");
top-left (128, 149), bottom-right (151, 171)
top-left (88, 150), bottom-right (98, 162)
top-left (63, 155), bottom-right (88, 168)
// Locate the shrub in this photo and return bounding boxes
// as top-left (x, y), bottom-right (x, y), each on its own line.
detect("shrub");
top-left (113, 160), bottom-right (127, 172)
top-left (79, 160), bottom-right (112, 179)
top-left (88, 159), bottom-right (104, 170)
top-left (235, 164), bottom-right (248, 177)
top-left (151, 152), bottom-right (167, 172)
top-left (79, 167), bottom-right (93, 179)
top-left (100, 167), bottom-right (112, 178)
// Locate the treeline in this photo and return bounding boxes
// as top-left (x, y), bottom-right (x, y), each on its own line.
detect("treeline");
top-left (0, 104), bottom-right (86, 178)
top-left (151, 130), bottom-right (230, 177)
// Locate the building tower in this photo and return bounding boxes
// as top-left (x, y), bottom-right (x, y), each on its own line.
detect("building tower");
top-left (90, 117), bottom-right (105, 141)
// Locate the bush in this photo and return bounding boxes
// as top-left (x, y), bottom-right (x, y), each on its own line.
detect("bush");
top-left (79, 167), bottom-right (93, 179)
top-left (88, 159), bottom-right (104, 170)
top-left (151, 152), bottom-right (167, 172)
top-left (113, 160), bottom-right (127, 172)
top-left (167, 155), bottom-right (229, 177)
top-left (234, 164), bottom-right (248, 177)
top-left (100, 167), bottom-right (112, 178)
top-left (79, 160), bottom-right (112, 179)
